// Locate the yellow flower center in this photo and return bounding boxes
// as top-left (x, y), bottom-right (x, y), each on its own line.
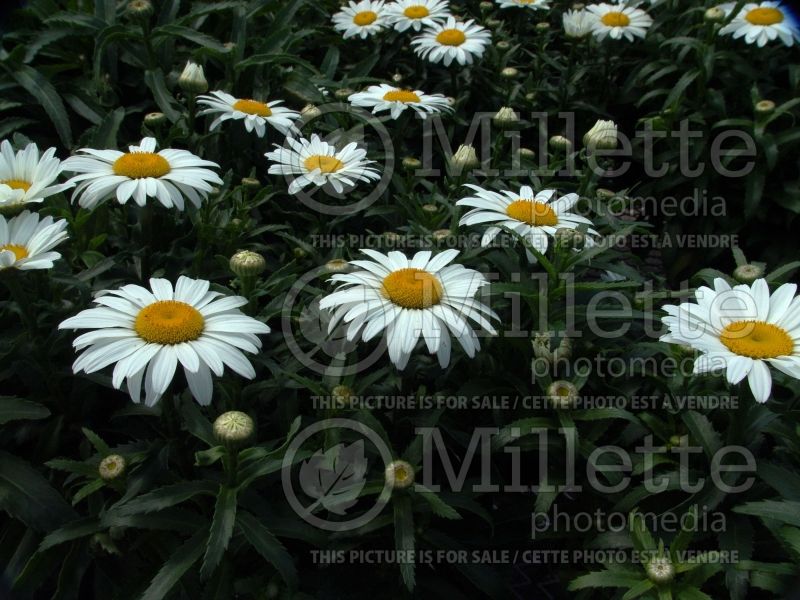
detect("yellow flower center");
top-left (382, 268), bottom-right (443, 309)
top-left (601, 11), bottom-right (631, 27)
top-left (746, 7), bottom-right (784, 25)
top-left (1, 179), bottom-right (31, 192)
top-left (404, 5), bottom-right (430, 18)
top-left (0, 244), bottom-right (28, 261)
top-left (720, 320), bottom-right (793, 359)
top-left (113, 153), bottom-right (171, 179)
top-left (134, 300), bottom-right (205, 345)
top-left (505, 200), bottom-right (559, 227)
top-left (303, 155), bottom-right (344, 173)
top-left (383, 89), bottom-right (421, 103)
top-left (353, 10), bottom-right (378, 25)
top-left (436, 29), bottom-right (466, 46)
top-left (394, 464), bottom-right (411, 482)
top-left (232, 99), bottom-right (272, 117)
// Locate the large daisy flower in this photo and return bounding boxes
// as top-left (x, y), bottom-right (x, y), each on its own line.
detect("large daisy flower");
top-left (265, 133), bottom-right (380, 195)
top-left (332, 0), bottom-right (388, 39)
top-left (197, 91), bottom-right (301, 138)
top-left (348, 84), bottom-right (452, 120)
top-left (0, 140), bottom-right (73, 213)
top-left (62, 137), bottom-right (222, 210)
top-left (718, 2), bottom-right (799, 47)
top-left (319, 249), bottom-right (498, 369)
top-left (661, 278), bottom-right (800, 403)
top-left (457, 185), bottom-right (598, 260)
top-left (411, 17), bottom-right (492, 67)
top-left (495, 0), bottom-right (550, 10)
top-left (0, 210), bottom-right (69, 271)
top-left (586, 3), bottom-right (653, 41)
top-left (385, 0), bottom-right (451, 32)
top-left (59, 276), bottom-right (271, 407)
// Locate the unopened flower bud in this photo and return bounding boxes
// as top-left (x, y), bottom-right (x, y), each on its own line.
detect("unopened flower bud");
top-left (704, 6), bottom-right (726, 23)
top-left (385, 460), bottom-right (415, 489)
top-left (479, 1), bottom-right (493, 10)
top-left (99, 455), bottom-right (126, 480)
top-left (487, 18), bottom-right (503, 28)
top-left (421, 203), bottom-right (438, 213)
top-left (402, 156), bottom-right (422, 170)
top-left (496, 40), bottom-right (511, 50)
top-left (332, 385), bottom-right (355, 408)
top-left (241, 177), bottom-right (261, 189)
top-left (213, 411), bottom-right (254, 444)
top-left (519, 147), bottom-right (536, 159)
top-left (450, 144), bottom-right (480, 170)
top-left (432, 228), bottom-right (452, 242)
top-left (553, 336), bottom-right (572, 361)
top-left (547, 380), bottom-right (579, 409)
top-left (500, 66), bottom-right (519, 79)
top-left (733, 263), bottom-right (765, 284)
top-left (230, 250), bottom-right (266, 278)
top-left (178, 61), bottom-right (207, 94)
top-left (755, 99), bottom-right (775, 115)
top-left (293, 247), bottom-right (307, 259)
top-left (391, 73), bottom-right (404, 84)
top-left (535, 22), bottom-right (550, 31)
top-left (555, 227), bottom-right (586, 250)
top-left (126, 0), bottom-right (153, 18)
top-left (301, 103), bottom-right (321, 122)
top-left (596, 188), bottom-right (616, 200)
top-left (144, 112), bottom-right (166, 127)
top-left (583, 119), bottom-right (618, 150)
top-left (492, 106), bottom-right (519, 127)
top-left (334, 88), bottom-right (354, 100)
top-left (646, 556), bottom-right (675, 584)
top-left (532, 332), bottom-right (553, 361)
top-left (549, 135), bottom-right (572, 151)
top-left (325, 258), bottom-right (351, 273)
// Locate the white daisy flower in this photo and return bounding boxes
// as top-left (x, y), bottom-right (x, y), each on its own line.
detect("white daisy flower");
top-left (197, 91), bottom-right (301, 138)
top-left (62, 137), bottom-right (223, 210)
top-left (586, 3), bottom-right (653, 41)
top-left (0, 140), bottom-right (73, 213)
top-left (718, 2), bottom-right (799, 47)
top-left (319, 249), bottom-right (498, 369)
top-left (0, 210), bottom-right (69, 271)
top-left (411, 17), bottom-right (492, 67)
top-left (495, 0), bottom-right (550, 10)
top-left (385, 0), bottom-right (451, 32)
top-left (59, 276), bottom-right (271, 407)
top-left (333, 0), bottom-right (388, 39)
top-left (456, 184), bottom-right (599, 260)
top-left (563, 8), bottom-right (594, 38)
top-left (265, 133), bottom-right (380, 195)
top-left (348, 84), bottom-right (453, 120)
top-left (661, 278), bottom-right (800, 403)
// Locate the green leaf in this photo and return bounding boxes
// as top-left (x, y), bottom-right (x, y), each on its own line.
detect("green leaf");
top-left (568, 570), bottom-right (644, 590)
top-left (734, 500), bottom-right (800, 527)
top-left (112, 481), bottom-right (217, 516)
top-left (394, 495), bottom-right (416, 591)
top-left (237, 511), bottom-right (297, 590)
top-left (91, 107), bottom-right (125, 148)
top-left (681, 411), bottom-right (721, 459)
top-left (140, 530), bottom-right (206, 600)
top-left (630, 510), bottom-right (657, 552)
top-left (144, 69), bottom-right (180, 122)
top-left (416, 486), bottom-right (460, 520)
top-left (622, 579), bottom-right (655, 600)
top-left (0, 397), bottom-right (50, 424)
top-left (200, 486), bottom-right (237, 579)
top-left (152, 25), bottom-right (231, 53)
top-left (5, 64), bottom-right (72, 146)
top-left (39, 517), bottom-right (101, 551)
top-left (81, 427), bottom-right (111, 456)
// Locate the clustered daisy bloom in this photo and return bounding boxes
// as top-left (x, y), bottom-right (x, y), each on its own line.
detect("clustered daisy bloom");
top-left (494, 0), bottom-right (550, 10)
top-left (411, 17), bottom-right (491, 66)
top-left (718, 1), bottom-right (799, 47)
top-left (60, 276), bottom-right (271, 406)
top-left (348, 84), bottom-right (452, 120)
top-left (457, 185), bottom-right (598, 260)
top-left (586, 3), bottom-right (653, 41)
top-left (0, 211), bottom-right (69, 271)
top-left (197, 91), bottom-right (301, 138)
top-left (385, 0), bottom-right (450, 32)
top-left (0, 140), bottom-right (72, 213)
top-left (265, 133), bottom-right (380, 195)
top-left (661, 278), bottom-right (800, 403)
top-left (62, 137), bottom-right (222, 210)
top-left (319, 249), bottom-right (498, 369)
top-left (333, 0), bottom-right (388, 39)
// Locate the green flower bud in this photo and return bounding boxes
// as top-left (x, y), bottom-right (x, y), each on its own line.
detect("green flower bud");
top-left (230, 250), bottom-right (267, 278)
top-left (213, 411), bottom-right (255, 444)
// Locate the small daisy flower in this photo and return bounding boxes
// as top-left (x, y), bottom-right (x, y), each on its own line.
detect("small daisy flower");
top-left (661, 278), bottom-right (800, 403)
top-left (385, 0), bottom-right (451, 32)
top-left (62, 137), bottom-right (223, 210)
top-left (586, 3), bottom-right (653, 41)
top-left (718, 2), bottom-right (799, 47)
top-left (456, 185), bottom-right (599, 261)
top-left (563, 8), bottom-right (594, 38)
top-left (0, 140), bottom-right (73, 214)
top-left (333, 0), bottom-right (388, 39)
top-left (494, 0), bottom-right (550, 10)
top-left (59, 276), bottom-right (271, 407)
top-left (348, 84), bottom-right (452, 120)
top-left (265, 133), bottom-right (380, 195)
top-left (197, 91), bottom-right (301, 138)
top-left (411, 17), bottom-right (492, 67)
top-left (319, 249), bottom-right (498, 369)
top-left (0, 211), bottom-right (69, 271)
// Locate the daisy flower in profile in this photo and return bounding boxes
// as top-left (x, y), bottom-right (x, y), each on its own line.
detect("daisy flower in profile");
top-left (319, 249), bottom-right (498, 369)
top-left (197, 91), bottom-right (300, 138)
top-left (59, 276), bottom-right (271, 407)
top-left (0, 140), bottom-right (73, 214)
top-left (62, 137), bottom-right (222, 210)
top-left (495, 0), bottom-right (550, 10)
top-left (333, 0), bottom-right (388, 39)
top-left (586, 3), bottom-right (653, 41)
top-left (718, 2), bottom-right (799, 47)
top-left (456, 185), bottom-right (598, 260)
top-left (265, 133), bottom-right (380, 195)
top-left (411, 17), bottom-right (492, 66)
top-left (0, 211), bottom-right (69, 271)
top-left (563, 8), bottom-right (594, 39)
top-left (661, 278), bottom-right (800, 403)
top-left (348, 84), bottom-right (452, 120)
top-left (385, 0), bottom-right (450, 32)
